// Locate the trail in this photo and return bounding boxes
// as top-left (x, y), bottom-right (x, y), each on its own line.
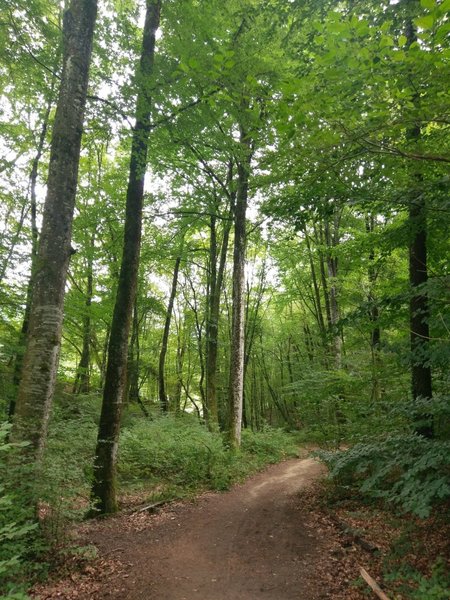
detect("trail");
top-left (82, 457), bottom-right (326, 600)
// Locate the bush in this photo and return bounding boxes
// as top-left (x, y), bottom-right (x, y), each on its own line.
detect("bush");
top-left (119, 415), bottom-right (229, 489)
top-left (241, 427), bottom-right (299, 465)
top-left (385, 559), bottom-right (450, 600)
top-left (118, 415), bottom-right (299, 494)
top-left (0, 423), bottom-right (38, 598)
top-left (316, 434), bottom-right (450, 517)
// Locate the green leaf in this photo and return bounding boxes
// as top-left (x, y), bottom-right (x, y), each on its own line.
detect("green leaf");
top-left (398, 34), bottom-right (407, 46)
top-left (415, 15), bottom-right (435, 29)
top-left (188, 57), bottom-right (200, 69)
top-left (420, 0), bottom-right (436, 9)
top-left (380, 35), bottom-right (394, 48)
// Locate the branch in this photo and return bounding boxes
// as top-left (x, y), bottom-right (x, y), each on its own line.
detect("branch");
top-left (359, 567), bottom-right (391, 600)
top-left (336, 121), bottom-right (450, 163)
top-left (361, 137), bottom-right (450, 164)
top-left (86, 94), bottom-right (133, 127)
top-left (149, 87), bottom-right (220, 130)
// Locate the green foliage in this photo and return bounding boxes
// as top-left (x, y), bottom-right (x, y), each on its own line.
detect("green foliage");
top-left (118, 415), bottom-right (298, 493)
top-left (119, 414), bottom-right (229, 490)
top-left (0, 423), bottom-right (37, 598)
top-left (241, 426), bottom-right (299, 465)
top-left (316, 429), bottom-right (450, 518)
top-left (385, 559), bottom-right (450, 600)
top-left (38, 395), bottom-right (99, 537)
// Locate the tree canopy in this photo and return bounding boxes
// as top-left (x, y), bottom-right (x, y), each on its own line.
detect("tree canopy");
top-left (0, 0), bottom-right (449, 595)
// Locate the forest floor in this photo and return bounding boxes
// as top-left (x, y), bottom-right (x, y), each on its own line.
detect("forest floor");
top-left (31, 452), bottom-right (449, 600)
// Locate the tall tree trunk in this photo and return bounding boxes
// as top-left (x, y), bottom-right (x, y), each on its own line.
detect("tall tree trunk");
top-left (8, 88), bottom-right (56, 419)
top-left (126, 301), bottom-right (149, 417)
top-left (127, 300), bottom-right (139, 404)
top-left (405, 11), bottom-right (433, 437)
top-left (159, 254), bottom-right (182, 413)
top-left (12, 0), bottom-right (97, 456)
top-left (227, 123), bottom-right (252, 448)
top-left (186, 273), bottom-right (207, 412)
top-left (73, 233), bottom-right (94, 394)
top-left (303, 228), bottom-right (327, 344)
top-left (90, 0), bottom-right (161, 515)
top-left (304, 324), bottom-right (314, 364)
top-left (205, 196), bottom-right (233, 430)
top-left (174, 314), bottom-right (186, 415)
top-left (324, 207), bottom-right (342, 369)
top-left (98, 322), bottom-right (110, 391)
top-left (365, 214), bottom-right (382, 403)
top-left (314, 223), bottom-right (332, 331)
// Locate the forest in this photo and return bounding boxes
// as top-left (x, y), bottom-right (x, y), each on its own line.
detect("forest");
top-left (0, 0), bottom-right (449, 598)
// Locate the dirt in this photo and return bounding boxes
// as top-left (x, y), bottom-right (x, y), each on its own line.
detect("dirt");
top-left (38, 452), bottom-right (450, 600)
top-left (32, 454), bottom-right (450, 600)
top-left (34, 457), bottom-right (333, 599)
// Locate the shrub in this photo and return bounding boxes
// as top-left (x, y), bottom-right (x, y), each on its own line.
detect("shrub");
top-left (316, 434), bottom-right (450, 517)
top-left (118, 415), bottom-right (233, 491)
top-left (118, 416), bottom-right (299, 494)
top-left (241, 427), bottom-right (299, 465)
top-left (0, 422), bottom-right (38, 598)
top-left (385, 559), bottom-right (450, 600)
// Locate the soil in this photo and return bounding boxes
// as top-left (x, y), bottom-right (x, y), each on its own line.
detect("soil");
top-left (33, 457), bottom-right (330, 600)
top-left (33, 455), bottom-right (449, 599)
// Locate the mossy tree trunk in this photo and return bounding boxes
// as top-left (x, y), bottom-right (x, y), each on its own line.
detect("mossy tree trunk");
top-left (12, 0), bottom-right (97, 457)
top-left (9, 84), bottom-right (57, 419)
top-left (405, 9), bottom-right (433, 437)
top-left (90, 0), bottom-right (162, 515)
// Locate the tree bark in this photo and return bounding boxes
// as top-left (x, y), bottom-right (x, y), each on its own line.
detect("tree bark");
top-left (405, 11), bottom-right (433, 437)
top-left (304, 228), bottom-right (327, 344)
top-left (73, 233), bottom-right (94, 394)
top-left (227, 124), bottom-right (252, 448)
top-left (12, 0), bottom-right (97, 457)
top-left (174, 315), bottom-right (186, 415)
top-left (90, 0), bottom-right (161, 515)
top-left (324, 207), bottom-right (342, 369)
top-left (205, 199), bottom-right (232, 430)
top-left (9, 88), bottom-right (56, 419)
top-left (365, 214), bottom-right (382, 403)
top-left (159, 254), bottom-right (182, 413)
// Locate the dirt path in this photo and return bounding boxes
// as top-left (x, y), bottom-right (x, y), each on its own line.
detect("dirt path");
top-left (75, 457), bottom-right (326, 600)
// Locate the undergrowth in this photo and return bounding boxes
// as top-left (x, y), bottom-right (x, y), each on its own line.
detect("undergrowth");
top-left (119, 415), bottom-right (299, 495)
top-left (311, 393), bottom-right (450, 599)
top-left (0, 424), bottom-right (42, 599)
top-left (316, 434), bottom-right (450, 517)
top-left (1, 400), bottom-right (299, 596)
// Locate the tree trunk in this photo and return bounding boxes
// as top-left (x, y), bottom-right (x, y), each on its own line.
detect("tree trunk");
top-left (90, 0), bottom-right (161, 515)
top-left (8, 88), bottom-right (56, 419)
top-left (205, 196), bottom-right (233, 430)
top-left (227, 124), bottom-right (252, 448)
top-left (405, 12), bottom-right (433, 437)
top-left (314, 223), bottom-right (332, 331)
top-left (159, 254), bottom-right (182, 413)
top-left (127, 301), bottom-right (149, 417)
top-left (73, 233), bottom-right (94, 394)
top-left (409, 198), bottom-right (432, 406)
top-left (304, 228), bottom-right (327, 344)
top-left (186, 273), bottom-right (207, 413)
top-left (324, 208), bottom-right (342, 369)
top-left (365, 214), bottom-right (382, 403)
top-left (174, 315), bottom-right (186, 415)
top-left (127, 301), bottom-right (140, 404)
top-left (12, 0), bottom-right (97, 457)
